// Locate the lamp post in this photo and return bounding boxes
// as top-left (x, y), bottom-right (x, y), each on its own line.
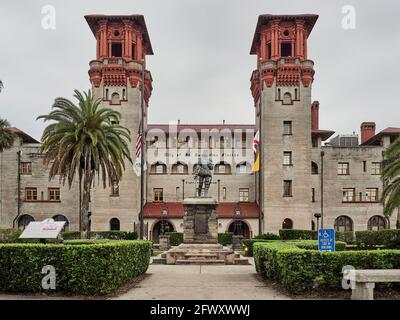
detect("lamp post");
top-left (314, 212), bottom-right (322, 233)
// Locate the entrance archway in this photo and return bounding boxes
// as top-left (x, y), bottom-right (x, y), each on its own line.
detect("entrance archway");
top-left (227, 220), bottom-right (250, 239)
top-left (152, 220), bottom-right (175, 243)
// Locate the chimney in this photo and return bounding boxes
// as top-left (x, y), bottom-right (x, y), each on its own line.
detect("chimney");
top-left (311, 101), bottom-right (319, 130)
top-left (223, 120), bottom-right (225, 125)
top-left (178, 119), bottom-right (180, 125)
top-left (360, 122), bottom-right (376, 144)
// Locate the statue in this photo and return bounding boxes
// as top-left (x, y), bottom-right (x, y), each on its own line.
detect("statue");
top-left (193, 154), bottom-right (214, 197)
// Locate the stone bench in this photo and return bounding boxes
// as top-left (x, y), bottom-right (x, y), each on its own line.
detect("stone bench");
top-left (344, 269), bottom-right (400, 300)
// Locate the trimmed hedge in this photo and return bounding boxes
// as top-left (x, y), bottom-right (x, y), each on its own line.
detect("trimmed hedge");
top-left (0, 229), bottom-right (22, 243)
top-left (243, 239), bottom-right (272, 257)
top-left (60, 231), bottom-right (138, 241)
top-left (335, 231), bottom-right (355, 243)
top-left (254, 233), bottom-right (280, 240)
top-left (0, 240), bottom-right (151, 295)
top-left (279, 229), bottom-right (317, 240)
top-left (254, 240), bottom-right (400, 294)
top-left (355, 230), bottom-right (400, 249)
top-left (218, 233), bottom-right (233, 246)
top-left (165, 232), bottom-right (184, 246)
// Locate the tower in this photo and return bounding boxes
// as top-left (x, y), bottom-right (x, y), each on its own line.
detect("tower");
top-left (250, 14), bottom-right (318, 232)
top-left (85, 15), bottom-right (153, 231)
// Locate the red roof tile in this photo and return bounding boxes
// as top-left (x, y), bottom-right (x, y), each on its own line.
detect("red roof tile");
top-left (360, 127), bottom-right (400, 146)
top-left (8, 127), bottom-right (40, 144)
top-left (144, 201), bottom-right (259, 218)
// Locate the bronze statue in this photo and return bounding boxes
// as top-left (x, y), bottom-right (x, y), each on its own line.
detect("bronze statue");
top-left (193, 154), bottom-right (213, 197)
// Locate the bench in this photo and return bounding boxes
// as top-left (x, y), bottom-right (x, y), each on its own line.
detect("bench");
top-left (343, 269), bottom-right (400, 300)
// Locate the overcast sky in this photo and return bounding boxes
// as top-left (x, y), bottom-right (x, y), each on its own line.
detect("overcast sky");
top-left (0, 0), bottom-right (399, 140)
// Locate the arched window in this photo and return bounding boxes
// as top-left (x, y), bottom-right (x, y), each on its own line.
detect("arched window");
top-left (110, 218), bottom-right (120, 231)
top-left (368, 215), bottom-right (387, 231)
top-left (282, 218), bottom-right (293, 230)
top-left (52, 214), bottom-right (69, 231)
top-left (283, 92), bottom-right (292, 105)
top-left (111, 92), bottom-right (120, 105)
top-left (215, 162), bottom-right (231, 175)
top-left (228, 220), bottom-right (250, 239)
top-left (334, 215), bottom-right (353, 232)
top-left (311, 161), bottom-right (319, 175)
top-left (152, 220), bottom-right (174, 243)
top-left (172, 162), bottom-right (188, 174)
top-left (18, 214), bottom-right (34, 230)
top-left (236, 162), bottom-right (252, 174)
top-left (151, 162), bottom-right (167, 174)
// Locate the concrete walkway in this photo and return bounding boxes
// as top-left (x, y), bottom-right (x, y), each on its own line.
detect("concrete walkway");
top-left (113, 259), bottom-right (289, 300)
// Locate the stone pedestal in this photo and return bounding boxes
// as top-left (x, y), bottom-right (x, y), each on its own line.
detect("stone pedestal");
top-left (232, 235), bottom-right (244, 250)
top-left (183, 197), bottom-right (218, 244)
top-left (159, 235), bottom-right (170, 251)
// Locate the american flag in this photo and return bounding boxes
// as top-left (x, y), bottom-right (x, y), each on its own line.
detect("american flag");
top-left (135, 132), bottom-right (142, 157)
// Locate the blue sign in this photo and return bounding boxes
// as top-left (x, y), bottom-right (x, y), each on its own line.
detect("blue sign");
top-left (318, 228), bottom-right (335, 252)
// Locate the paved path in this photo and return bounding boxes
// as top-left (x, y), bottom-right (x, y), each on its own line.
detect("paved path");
top-left (114, 259), bottom-right (289, 300)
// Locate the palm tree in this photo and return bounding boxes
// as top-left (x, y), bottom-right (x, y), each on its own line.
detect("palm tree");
top-left (381, 137), bottom-right (400, 227)
top-left (37, 89), bottom-right (132, 232)
top-left (0, 118), bottom-right (15, 152)
top-left (0, 80), bottom-right (3, 92)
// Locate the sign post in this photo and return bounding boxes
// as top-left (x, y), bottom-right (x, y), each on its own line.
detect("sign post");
top-left (19, 218), bottom-right (66, 242)
top-left (318, 228), bottom-right (335, 252)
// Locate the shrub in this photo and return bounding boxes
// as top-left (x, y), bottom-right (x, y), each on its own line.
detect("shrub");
top-left (166, 232), bottom-right (183, 246)
top-left (356, 230), bottom-right (400, 249)
top-left (279, 229), bottom-right (317, 240)
top-left (0, 229), bottom-right (22, 243)
top-left (60, 231), bottom-right (138, 241)
top-left (335, 231), bottom-right (355, 243)
top-left (0, 240), bottom-right (151, 295)
top-left (218, 233), bottom-right (233, 246)
top-left (243, 239), bottom-right (273, 257)
top-left (60, 231), bottom-right (81, 240)
top-left (62, 239), bottom-right (110, 245)
top-left (254, 233), bottom-right (281, 240)
top-left (253, 240), bottom-right (400, 294)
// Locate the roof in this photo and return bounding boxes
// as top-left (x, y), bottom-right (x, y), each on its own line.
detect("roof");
top-left (360, 127), bottom-right (400, 146)
top-left (84, 14), bottom-right (153, 55)
top-left (144, 202), bottom-right (259, 218)
top-left (8, 128), bottom-right (40, 144)
top-left (250, 14), bottom-right (319, 54)
top-left (147, 124), bottom-right (257, 133)
top-left (312, 129), bottom-right (335, 141)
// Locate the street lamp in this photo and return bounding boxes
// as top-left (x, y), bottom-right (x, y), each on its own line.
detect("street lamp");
top-left (314, 213), bottom-right (322, 233)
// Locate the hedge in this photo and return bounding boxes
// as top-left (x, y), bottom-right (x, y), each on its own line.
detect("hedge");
top-left (279, 229), bottom-right (317, 240)
top-left (218, 233), bottom-right (233, 246)
top-left (243, 239), bottom-right (273, 257)
top-left (60, 231), bottom-right (138, 241)
top-left (165, 232), bottom-right (184, 246)
top-left (0, 240), bottom-right (151, 295)
top-left (0, 229), bottom-right (22, 243)
top-left (254, 241), bottom-right (399, 294)
top-left (355, 230), bottom-right (400, 249)
top-left (254, 233), bottom-right (280, 240)
top-left (335, 231), bottom-right (355, 243)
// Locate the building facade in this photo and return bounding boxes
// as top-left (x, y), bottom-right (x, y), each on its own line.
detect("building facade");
top-left (0, 14), bottom-right (398, 240)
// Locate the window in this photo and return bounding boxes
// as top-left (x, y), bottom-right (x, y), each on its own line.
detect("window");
top-left (337, 162), bottom-right (350, 175)
top-left (283, 180), bottom-right (292, 197)
top-left (111, 182), bottom-right (119, 197)
top-left (218, 164), bottom-right (226, 174)
top-left (17, 214), bottom-right (34, 230)
top-left (236, 162), bottom-right (251, 174)
top-left (154, 188), bottom-right (163, 202)
top-left (266, 42), bottom-right (272, 59)
top-left (176, 187), bottom-right (180, 200)
top-left (281, 42), bottom-right (292, 57)
top-left (312, 137), bottom-right (319, 148)
top-left (20, 162), bottom-right (32, 175)
top-left (365, 188), bottom-right (378, 202)
top-left (131, 43), bottom-right (136, 59)
top-left (312, 188), bottom-right (315, 202)
top-left (368, 216), bottom-right (387, 231)
top-left (53, 215), bottom-right (69, 231)
top-left (283, 121), bottom-right (292, 135)
top-left (111, 43), bottom-right (122, 57)
top-left (172, 162), bottom-right (188, 174)
top-left (372, 162), bottom-right (382, 175)
top-left (111, 92), bottom-right (120, 105)
top-left (282, 218), bottom-right (293, 229)
top-left (283, 152), bottom-right (292, 166)
top-left (151, 162), bottom-right (167, 175)
top-left (110, 218), bottom-right (120, 231)
top-left (282, 92), bottom-right (292, 105)
top-left (363, 161), bottom-right (367, 173)
top-left (215, 162), bottom-right (231, 175)
top-left (334, 216), bottom-right (353, 232)
top-left (311, 162), bottom-right (319, 174)
top-left (48, 188), bottom-right (60, 201)
top-left (25, 188), bottom-right (37, 201)
top-left (222, 187), bottom-right (227, 200)
top-left (342, 188), bottom-right (355, 202)
top-left (239, 188), bottom-right (249, 202)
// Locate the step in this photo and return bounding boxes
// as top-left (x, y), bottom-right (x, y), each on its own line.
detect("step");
top-left (152, 257), bottom-right (167, 264)
top-left (234, 258), bottom-right (250, 265)
top-left (185, 253), bottom-right (218, 258)
top-left (161, 253), bottom-right (167, 258)
top-left (176, 259), bottom-right (225, 265)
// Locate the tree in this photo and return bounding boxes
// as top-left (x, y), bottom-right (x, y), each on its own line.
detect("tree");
top-left (0, 118), bottom-right (15, 152)
top-left (381, 137), bottom-right (400, 227)
top-left (37, 89), bottom-right (131, 232)
top-left (0, 80), bottom-right (3, 92)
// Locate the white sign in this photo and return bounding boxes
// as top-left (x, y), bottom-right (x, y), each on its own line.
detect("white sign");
top-left (19, 218), bottom-right (66, 239)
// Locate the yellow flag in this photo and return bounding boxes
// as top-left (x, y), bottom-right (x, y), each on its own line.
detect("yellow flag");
top-left (252, 153), bottom-right (260, 172)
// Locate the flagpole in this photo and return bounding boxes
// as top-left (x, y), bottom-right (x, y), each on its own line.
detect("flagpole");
top-left (258, 59), bottom-right (263, 236)
top-left (139, 60), bottom-right (145, 240)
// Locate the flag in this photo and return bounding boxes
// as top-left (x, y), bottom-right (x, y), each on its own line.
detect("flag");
top-left (135, 132), bottom-right (142, 157)
top-left (252, 131), bottom-right (260, 172)
top-left (133, 129), bottom-right (146, 176)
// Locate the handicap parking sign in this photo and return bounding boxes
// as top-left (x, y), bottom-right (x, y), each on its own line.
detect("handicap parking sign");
top-left (318, 228), bottom-right (335, 252)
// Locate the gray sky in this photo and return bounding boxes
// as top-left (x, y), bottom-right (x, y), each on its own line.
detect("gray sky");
top-left (0, 0), bottom-right (399, 140)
